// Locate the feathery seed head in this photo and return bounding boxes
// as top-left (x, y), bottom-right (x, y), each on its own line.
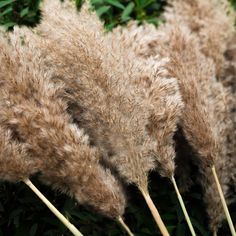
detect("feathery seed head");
top-left (0, 34), bottom-right (126, 218)
top-left (22, 0), bottom-right (159, 193)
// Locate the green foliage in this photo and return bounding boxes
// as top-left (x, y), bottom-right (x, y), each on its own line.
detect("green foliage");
top-left (0, 0), bottom-right (41, 30)
top-left (88, 0), bottom-right (165, 31)
top-left (230, 0), bottom-right (236, 10)
top-left (0, 0), bottom-right (165, 30)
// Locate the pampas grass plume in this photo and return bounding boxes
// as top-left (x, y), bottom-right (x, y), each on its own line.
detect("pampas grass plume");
top-left (0, 31), bottom-right (126, 220)
top-left (108, 21), bottom-right (198, 236)
top-left (26, 1), bottom-right (170, 234)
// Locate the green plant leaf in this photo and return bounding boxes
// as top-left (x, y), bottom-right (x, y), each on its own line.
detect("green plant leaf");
top-left (29, 224), bottom-right (38, 236)
top-left (20, 7), bottom-right (29, 18)
top-left (146, 17), bottom-right (163, 26)
top-left (0, 6), bottom-right (12, 17)
top-left (140, 227), bottom-right (153, 235)
top-left (140, 0), bottom-right (155, 8)
top-left (191, 218), bottom-right (209, 236)
top-left (176, 223), bottom-right (186, 236)
top-left (105, 0), bottom-right (125, 9)
top-left (0, 0), bottom-right (14, 8)
top-left (3, 21), bottom-right (15, 29)
top-left (96, 5), bottom-right (110, 16)
top-left (91, 0), bottom-right (104, 4)
top-left (166, 225), bottom-right (176, 235)
top-left (121, 2), bottom-right (134, 22)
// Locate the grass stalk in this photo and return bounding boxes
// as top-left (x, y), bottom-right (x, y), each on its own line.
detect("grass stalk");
top-left (139, 187), bottom-right (169, 236)
top-left (117, 216), bottom-right (135, 236)
top-left (171, 175), bottom-right (196, 236)
top-left (23, 178), bottom-right (83, 236)
top-left (211, 166), bottom-right (236, 236)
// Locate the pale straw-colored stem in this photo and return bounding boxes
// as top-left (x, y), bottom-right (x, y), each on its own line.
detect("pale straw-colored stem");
top-left (171, 176), bottom-right (196, 236)
top-left (23, 178), bottom-right (83, 236)
top-left (139, 187), bottom-right (169, 236)
top-left (211, 166), bottom-right (236, 236)
top-left (117, 216), bottom-right (135, 236)
top-left (213, 230), bottom-right (217, 236)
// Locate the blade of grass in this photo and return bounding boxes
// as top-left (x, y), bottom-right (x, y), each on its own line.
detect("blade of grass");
top-left (0, 0), bottom-right (15, 8)
top-left (23, 178), bottom-right (83, 236)
top-left (171, 176), bottom-right (196, 236)
top-left (211, 166), bottom-right (236, 236)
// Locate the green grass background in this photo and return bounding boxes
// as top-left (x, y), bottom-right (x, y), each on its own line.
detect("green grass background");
top-left (0, 0), bottom-right (236, 235)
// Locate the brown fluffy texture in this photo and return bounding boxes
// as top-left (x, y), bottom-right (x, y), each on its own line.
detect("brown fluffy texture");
top-left (0, 36), bottom-right (39, 181)
top-left (149, 25), bottom-right (232, 232)
top-left (110, 17), bottom-right (233, 230)
top-left (7, 0), bottom-right (235, 230)
top-left (105, 29), bottom-right (184, 178)
top-left (172, 28), bottom-right (230, 231)
top-left (163, 0), bottom-right (236, 230)
top-left (0, 33), bottom-right (126, 218)
top-left (109, 23), bottom-right (194, 186)
top-left (10, 1), bottom-right (157, 195)
top-left (164, 0), bottom-right (235, 77)
top-left (221, 34), bottom-right (236, 198)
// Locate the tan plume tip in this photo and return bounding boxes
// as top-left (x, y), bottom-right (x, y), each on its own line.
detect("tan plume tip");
top-left (0, 33), bottom-right (126, 219)
top-left (164, 0), bottom-right (235, 77)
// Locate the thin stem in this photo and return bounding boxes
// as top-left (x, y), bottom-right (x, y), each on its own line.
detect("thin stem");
top-left (211, 166), bottom-right (236, 236)
top-left (171, 176), bottom-right (196, 236)
top-left (117, 216), bottom-right (134, 236)
top-left (23, 178), bottom-right (83, 236)
top-left (139, 187), bottom-right (169, 236)
top-left (213, 230), bottom-right (217, 236)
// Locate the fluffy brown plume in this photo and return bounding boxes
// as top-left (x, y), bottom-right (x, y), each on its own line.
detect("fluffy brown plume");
top-left (110, 16), bottom-right (234, 231)
top-left (17, 0), bottom-right (157, 195)
top-left (0, 33), bottom-right (126, 218)
top-left (0, 36), bottom-right (39, 181)
top-left (109, 22), bottom-right (190, 185)
top-left (0, 124), bottom-right (37, 182)
top-left (34, 0), bottom-right (183, 193)
top-left (161, 26), bottom-right (233, 232)
top-left (104, 31), bottom-right (184, 178)
top-left (12, 2), bottom-right (182, 233)
top-left (10, 0), bottom-right (234, 232)
top-left (221, 34), bottom-right (236, 199)
top-left (164, 0), bottom-right (235, 77)
top-left (169, 28), bottom-right (230, 231)
top-left (163, 0), bottom-right (236, 231)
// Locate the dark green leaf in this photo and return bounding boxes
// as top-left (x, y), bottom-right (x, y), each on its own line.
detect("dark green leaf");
top-left (121, 2), bottom-right (134, 22)
top-left (0, 6), bottom-right (12, 17)
top-left (0, 0), bottom-right (14, 8)
top-left (96, 5), bottom-right (110, 16)
top-left (191, 218), bottom-right (210, 236)
top-left (29, 224), bottom-right (38, 236)
top-left (105, 0), bottom-right (125, 9)
top-left (20, 7), bottom-right (29, 18)
top-left (176, 223), bottom-right (186, 236)
top-left (91, 0), bottom-right (104, 4)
